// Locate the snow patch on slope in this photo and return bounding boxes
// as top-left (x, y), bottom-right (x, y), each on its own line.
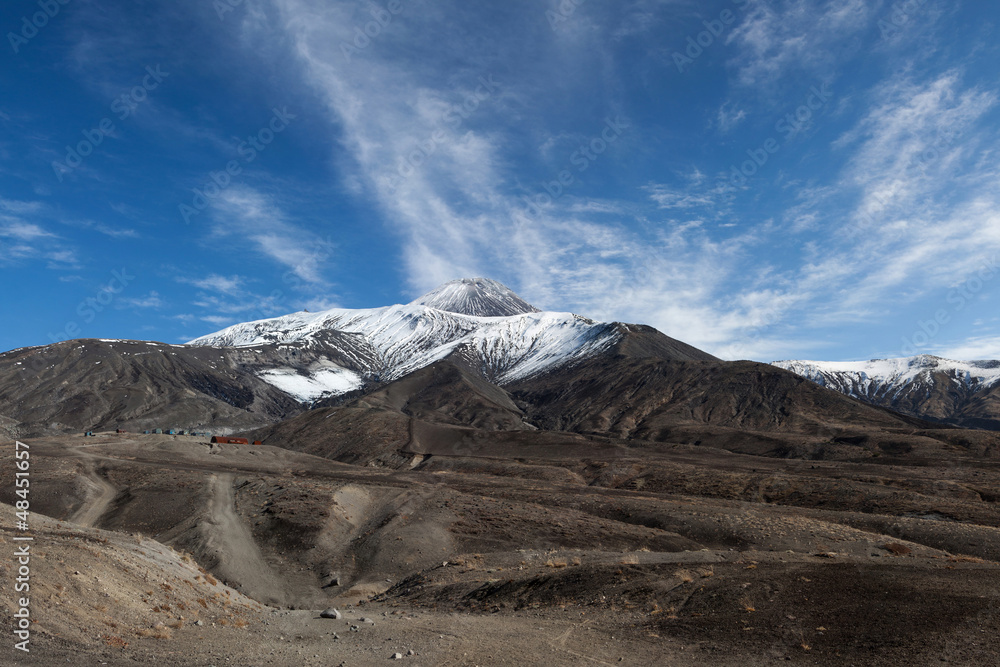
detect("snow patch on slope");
top-left (256, 366), bottom-right (363, 403)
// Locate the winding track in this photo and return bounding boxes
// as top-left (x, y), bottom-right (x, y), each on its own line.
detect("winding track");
top-left (202, 472), bottom-right (288, 606)
top-left (69, 458), bottom-right (117, 528)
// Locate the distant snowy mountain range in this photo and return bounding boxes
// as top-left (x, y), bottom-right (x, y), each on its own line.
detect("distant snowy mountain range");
top-left (772, 356), bottom-right (1000, 431)
top-left (6, 277), bottom-right (999, 443)
top-left (186, 278), bottom-right (629, 402)
top-left (189, 280), bottom-right (1000, 430)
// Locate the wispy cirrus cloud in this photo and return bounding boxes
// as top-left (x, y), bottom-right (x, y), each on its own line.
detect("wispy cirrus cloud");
top-left (790, 71), bottom-right (1000, 319)
top-left (242, 0), bottom-right (1000, 361)
top-left (44, 249), bottom-right (81, 270)
top-left (177, 271), bottom-right (284, 321)
top-left (267, 0), bottom-right (787, 354)
top-left (937, 336), bottom-right (1000, 360)
top-left (0, 199), bottom-right (45, 216)
top-left (1, 199), bottom-right (57, 248)
top-left (208, 185), bottom-right (334, 284)
top-left (0, 202), bottom-right (81, 269)
top-left (836, 70), bottom-right (996, 226)
top-left (178, 273), bottom-right (245, 295)
top-left (726, 0), bottom-right (875, 88)
top-left (118, 291), bottom-right (163, 309)
top-left (0, 197), bottom-right (105, 273)
top-left (643, 169), bottom-right (733, 213)
top-left (0, 221), bottom-right (55, 241)
top-left (716, 102), bottom-right (747, 132)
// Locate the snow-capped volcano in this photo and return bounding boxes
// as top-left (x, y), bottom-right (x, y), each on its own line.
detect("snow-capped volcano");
top-left (772, 355), bottom-right (1000, 430)
top-left (410, 277), bottom-right (541, 317)
top-left (186, 279), bottom-right (627, 401)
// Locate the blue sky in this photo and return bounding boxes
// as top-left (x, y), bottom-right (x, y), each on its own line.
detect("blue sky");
top-left (2, 0), bottom-right (1000, 362)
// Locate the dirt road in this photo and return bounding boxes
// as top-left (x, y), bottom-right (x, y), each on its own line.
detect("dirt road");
top-left (69, 459), bottom-right (117, 528)
top-left (201, 472), bottom-right (289, 606)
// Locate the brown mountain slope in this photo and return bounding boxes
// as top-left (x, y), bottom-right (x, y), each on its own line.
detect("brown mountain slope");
top-left (509, 357), bottom-right (928, 435)
top-left (353, 359), bottom-right (530, 431)
top-left (606, 322), bottom-right (719, 362)
top-left (0, 339), bottom-right (303, 435)
top-left (244, 361), bottom-right (543, 466)
top-left (508, 356), bottom-right (996, 459)
top-left (960, 386), bottom-right (1000, 430)
top-left (248, 356), bottom-right (1000, 466)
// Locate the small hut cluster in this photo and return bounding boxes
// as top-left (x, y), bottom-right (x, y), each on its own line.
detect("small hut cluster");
top-left (210, 436), bottom-right (261, 445)
top-left (140, 428), bottom-right (211, 436)
top-left (83, 428), bottom-right (261, 445)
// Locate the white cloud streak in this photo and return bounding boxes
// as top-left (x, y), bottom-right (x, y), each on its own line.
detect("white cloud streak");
top-left (726, 0), bottom-right (874, 87)
top-left (258, 0), bottom-right (1000, 361)
top-left (208, 185), bottom-right (334, 284)
top-left (794, 72), bottom-right (1000, 318)
top-left (268, 0), bottom-right (791, 355)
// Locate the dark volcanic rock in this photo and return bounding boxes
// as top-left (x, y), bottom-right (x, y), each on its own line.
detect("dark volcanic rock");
top-left (0, 339), bottom-right (303, 436)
